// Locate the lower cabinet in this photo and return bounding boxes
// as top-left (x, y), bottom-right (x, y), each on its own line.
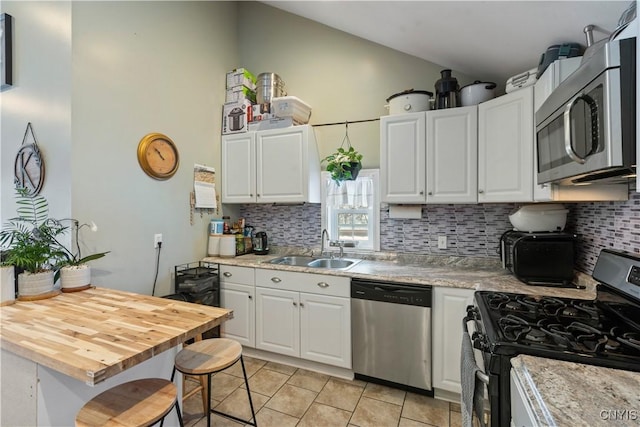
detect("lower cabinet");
top-left (220, 265), bottom-right (256, 347)
top-left (432, 286), bottom-right (475, 394)
top-left (255, 269), bottom-right (351, 369)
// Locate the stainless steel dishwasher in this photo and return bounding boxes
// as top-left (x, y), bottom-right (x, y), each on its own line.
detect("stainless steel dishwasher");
top-left (351, 279), bottom-right (432, 394)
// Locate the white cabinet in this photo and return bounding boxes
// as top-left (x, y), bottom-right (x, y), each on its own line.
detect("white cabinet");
top-left (432, 286), bottom-right (474, 394)
top-left (254, 269), bottom-right (351, 368)
top-left (478, 86), bottom-right (534, 203)
top-left (381, 107), bottom-right (477, 204)
top-left (221, 125), bottom-right (321, 204)
top-left (380, 112), bottom-right (426, 203)
top-left (219, 266), bottom-right (255, 347)
top-left (426, 106), bottom-right (478, 203)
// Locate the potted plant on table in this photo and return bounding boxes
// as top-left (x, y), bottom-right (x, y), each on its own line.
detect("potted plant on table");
top-left (0, 189), bottom-right (68, 299)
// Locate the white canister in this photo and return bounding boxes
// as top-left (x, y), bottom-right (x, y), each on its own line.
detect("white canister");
top-left (219, 235), bottom-right (236, 257)
top-left (208, 234), bottom-right (221, 256)
top-left (1, 265), bottom-right (15, 304)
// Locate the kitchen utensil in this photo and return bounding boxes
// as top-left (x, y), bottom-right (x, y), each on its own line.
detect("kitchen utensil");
top-left (434, 69), bottom-right (459, 109)
top-left (508, 204), bottom-right (568, 232)
top-left (256, 72), bottom-right (286, 113)
top-left (385, 89), bottom-right (433, 114)
top-left (459, 81), bottom-right (496, 106)
top-left (252, 231), bottom-right (269, 255)
top-left (505, 67), bottom-right (537, 93)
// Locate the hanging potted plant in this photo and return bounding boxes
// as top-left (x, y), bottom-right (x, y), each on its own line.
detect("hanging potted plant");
top-left (56, 220), bottom-right (109, 292)
top-left (0, 189), bottom-right (68, 299)
top-left (322, 123), bottom-right (363, 184)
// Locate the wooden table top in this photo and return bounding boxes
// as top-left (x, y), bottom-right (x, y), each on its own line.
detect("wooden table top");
top-left (0, 287), bottom-right (233, 385)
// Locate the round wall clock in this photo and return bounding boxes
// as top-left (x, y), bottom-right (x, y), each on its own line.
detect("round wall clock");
top-left (14, 123), bottom-right (45, 196)
top-left (137, 133), bottom-right (179, 180)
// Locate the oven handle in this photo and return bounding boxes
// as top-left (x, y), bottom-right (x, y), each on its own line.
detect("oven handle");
top-left (462, 316), bottom-right (490, 385)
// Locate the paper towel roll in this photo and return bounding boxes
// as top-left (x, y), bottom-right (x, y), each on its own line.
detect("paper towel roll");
top-left (208, 234), bottom-right (221, 256)
top-left (1, 266), bottom-right (16, 304)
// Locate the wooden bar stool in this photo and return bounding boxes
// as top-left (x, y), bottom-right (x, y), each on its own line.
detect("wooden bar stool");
top-left (172, 338), bottom-right (257, 427)
top-left (76, 378), bottom-right (184, 427)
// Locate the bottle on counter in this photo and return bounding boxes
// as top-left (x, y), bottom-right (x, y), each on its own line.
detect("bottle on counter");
top-left (222, 216), bottom-right (231, 234)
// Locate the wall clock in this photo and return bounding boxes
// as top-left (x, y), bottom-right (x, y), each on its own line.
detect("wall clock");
top-left (137, 133), bottom-right (180, 180)
top-left (14, 123), bottom-right (45, 196)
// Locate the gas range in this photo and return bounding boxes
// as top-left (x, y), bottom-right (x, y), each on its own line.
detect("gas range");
top-left (464, 249), bottom-right (640, 427)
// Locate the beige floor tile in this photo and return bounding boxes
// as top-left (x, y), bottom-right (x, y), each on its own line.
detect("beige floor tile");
top-left (362, 382), bottom-right (407, 406)
top-left (287, 368), bottom-right (330, 392)
top-left (298, 402), bottom-right (352, 427)
top-left (401, 393), bottom-right (450, 427)
top-left (449, 409), bottom-right (462, 427)
top-left (264, 384), bottom-right (317, 418)
top-left (350, 395), bottom-right (402, 427)
top-left (213, 387), bottom-right (268, 422)
top-left (254, 407), bottom-right (300, 427)
top-left (245, 367), bottom-right (290, 397)
top-left (223, 355), bottom-right (266, 378)
top-left (315, 378), bottom-right (365, 412)
top-left (208, 372), bottom-right (244, 402)
top-left (263, 360), bottom-right (298, 376)
top-left (398, 417), bottom-right (432, 427)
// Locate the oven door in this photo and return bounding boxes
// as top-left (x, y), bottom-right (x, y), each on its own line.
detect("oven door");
top-left (536, 67), bottom-right (621, 184)
top-left (462, 313), bottom-right (490, 427)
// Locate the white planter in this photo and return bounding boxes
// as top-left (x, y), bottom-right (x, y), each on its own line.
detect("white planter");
top-left (1, 265), bottom-right (16, 304)
top-left (60, 265), bottom-right (91, 290)
top-left (18, 270), bottom-right (55, 297)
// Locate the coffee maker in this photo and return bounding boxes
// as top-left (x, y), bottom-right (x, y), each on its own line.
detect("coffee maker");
top-left (434, 69), bottom-right (459, 109)
top-left (253, 231), bottom-right (269, 255)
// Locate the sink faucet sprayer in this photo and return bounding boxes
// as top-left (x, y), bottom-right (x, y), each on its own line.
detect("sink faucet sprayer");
top-left (320, 229), bottom-right (329, 257)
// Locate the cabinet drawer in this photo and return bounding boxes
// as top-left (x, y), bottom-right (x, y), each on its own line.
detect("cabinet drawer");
top-left (255, 269), bottom-right (349, 298)
top-left (220, 265), bottom-right (254, 286)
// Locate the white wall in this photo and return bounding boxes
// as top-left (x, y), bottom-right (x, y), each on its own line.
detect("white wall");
top-left (237, 2), bottom-right (475, 169)
top-left (71, 1), bottom-right (238, 295)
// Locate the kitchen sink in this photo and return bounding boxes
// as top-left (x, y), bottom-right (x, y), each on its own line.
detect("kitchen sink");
top-left (268, 256), bottom-right (361, 270)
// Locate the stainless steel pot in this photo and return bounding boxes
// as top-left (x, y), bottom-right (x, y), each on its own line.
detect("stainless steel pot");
top-left (459, 81), bottom-right (496, 106)
top-left (385, 89), bottom-right (433, 115)
top-left (256, 73), bottom-right (286, 112)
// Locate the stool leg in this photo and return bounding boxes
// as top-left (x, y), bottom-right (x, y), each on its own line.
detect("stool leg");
top-left (174, 399), bottom-right (185, 427)
top-left (206, 372), bottom-right (212, 427)
top-left (240, 356), bottom-right (257, 427)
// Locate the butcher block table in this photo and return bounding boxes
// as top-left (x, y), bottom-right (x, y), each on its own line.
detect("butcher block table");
top-left (0, 286), bottom-right (233, 426)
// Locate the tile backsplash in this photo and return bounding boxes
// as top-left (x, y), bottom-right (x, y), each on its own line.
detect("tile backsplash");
top-left (238, 192), bottom-right (639, 275)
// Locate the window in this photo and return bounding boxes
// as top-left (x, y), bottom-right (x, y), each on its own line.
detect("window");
top-left (321, 169), bottom-right (380, 252)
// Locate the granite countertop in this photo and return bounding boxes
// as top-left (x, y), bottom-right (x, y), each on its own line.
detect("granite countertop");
top-left (511, 355), bottom-right (640, 426)
top-left (203, 247), bottom-right (598, 300)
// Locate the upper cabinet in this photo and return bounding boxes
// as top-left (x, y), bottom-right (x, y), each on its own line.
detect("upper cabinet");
top-left (381, 107), bottom-right (478, 204)
top-left (222, 125), bottom-right (321, 204)
top-left (478, 86), bottom-right (534, 203)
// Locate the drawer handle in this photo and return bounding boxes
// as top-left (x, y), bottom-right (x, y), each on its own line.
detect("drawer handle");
top-left (271, 277), bottom-right (282, 283)
top-left (317, 282), bottom-right (329, 288)
top-left (223, 272), bottom-right (232, 277)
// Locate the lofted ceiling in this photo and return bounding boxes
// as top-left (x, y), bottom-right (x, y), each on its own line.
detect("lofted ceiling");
top-left (262, 1), bottom-right (632, 85)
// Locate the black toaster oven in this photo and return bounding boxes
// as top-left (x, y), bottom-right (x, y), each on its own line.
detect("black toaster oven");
top-left (500, 230), bottom-right (576, 285)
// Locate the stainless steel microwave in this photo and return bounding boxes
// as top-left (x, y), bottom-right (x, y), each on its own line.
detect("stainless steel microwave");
top-left (535, 37), bottom-right (636, 185)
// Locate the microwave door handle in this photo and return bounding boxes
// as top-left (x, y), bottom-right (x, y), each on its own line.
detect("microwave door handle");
top-left (563, 94), bottom-right (599, 164)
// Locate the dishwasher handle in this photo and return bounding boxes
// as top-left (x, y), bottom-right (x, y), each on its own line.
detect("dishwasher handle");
top-left (351, 280), bottom-right (432, 307)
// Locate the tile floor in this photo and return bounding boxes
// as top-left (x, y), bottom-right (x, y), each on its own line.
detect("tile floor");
top-left (181, 356), bottom-right (462, 427)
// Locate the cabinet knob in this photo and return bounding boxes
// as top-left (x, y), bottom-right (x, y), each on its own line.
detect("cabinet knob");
top-left (257, 194), bottom-right (260, 197)
top-left (317, 282), bottom-right (329, 288)
top-left (223, 272), bottom-right (232, 277)
top-left (478, 189), bottom-right (484, 194)
top-left (300, 302), bottom-right (305, 308)
top-left (292, 301), bottom-right (298, 307)
top-left (249, 193), bottom-right (253, 197)
top-left (419, 191), bottom-right (424, 195)
top-left (271, 277), bottom-right (282, 283)
top-left (428, 191), bottom-right (433, 196)
top-left (248, 295), bottom-right (253, 300)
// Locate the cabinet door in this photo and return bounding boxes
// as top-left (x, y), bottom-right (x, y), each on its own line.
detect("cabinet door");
top-left (380, 113), bottom-right (426, 203)
top-left (220, 283), bottom-right (255, 347)
top-left (426, 106), bottom-right (478, 203)
top-left (432, 287), bottom-right (474, 394)
top-left (299, 293), bottom-right (351, 369)
top-left (221, 133), bottom-right (256, 203)
top-left (255, 287), bottom-right (299, 357)
top-left (478, 87), bottom-right (534, 202)
top-left (256, 126), bottom-right (308, 203)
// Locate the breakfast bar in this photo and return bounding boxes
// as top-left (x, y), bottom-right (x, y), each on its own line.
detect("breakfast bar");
top-left (0, 287), bottom-right (233, 426)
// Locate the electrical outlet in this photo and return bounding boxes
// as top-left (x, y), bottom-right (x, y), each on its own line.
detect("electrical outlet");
top-left (437, 235), bottom-right (447, 249)
top-left (154, 234), bottom-right (163, 248)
